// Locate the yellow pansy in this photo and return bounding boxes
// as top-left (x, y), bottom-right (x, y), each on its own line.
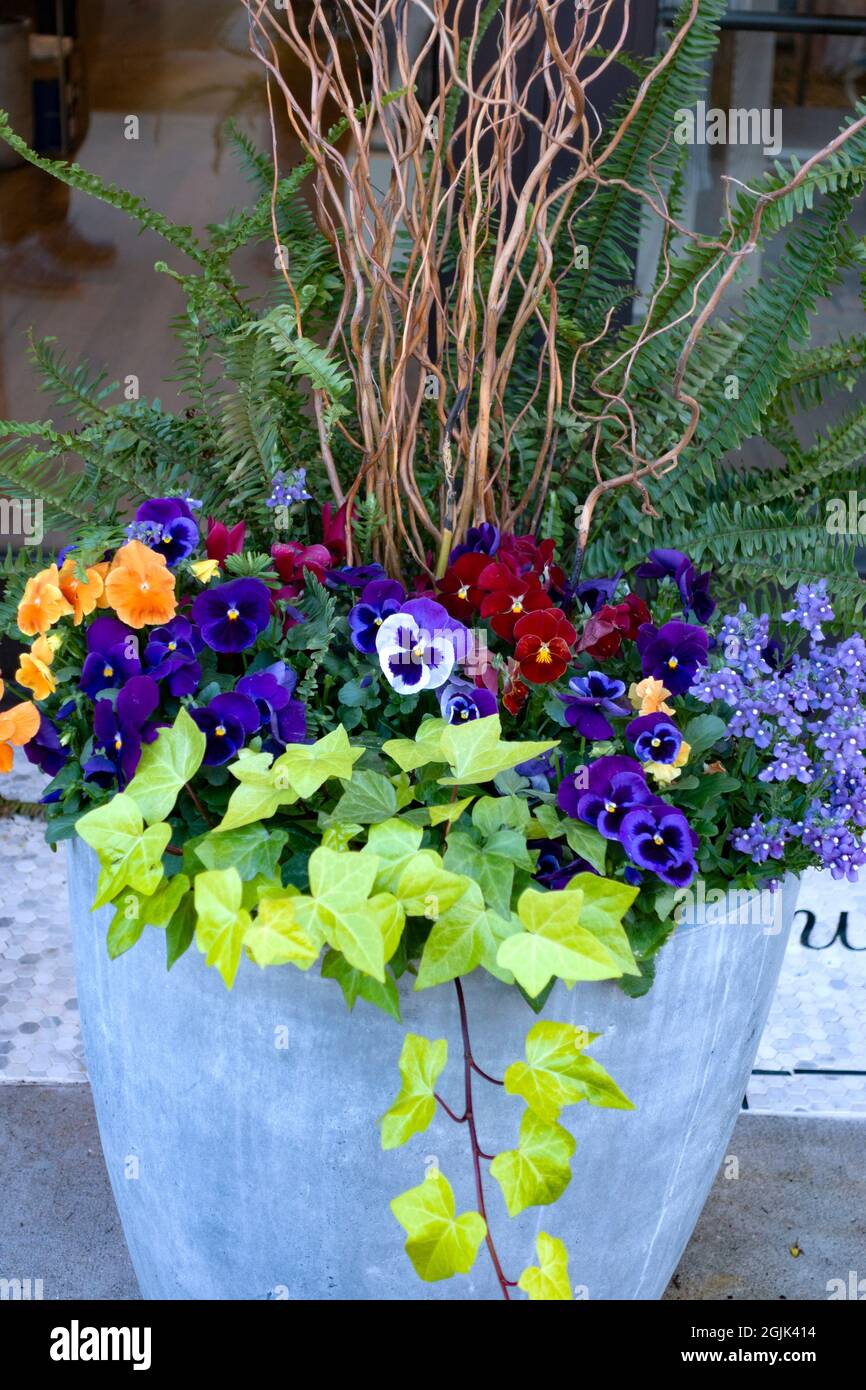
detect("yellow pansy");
top-left (645, 740), bottom-right (691, 785)
top-left (15, 635), bottom-right (58, 700)
top-left (190, 558), bottom-right (221, 584)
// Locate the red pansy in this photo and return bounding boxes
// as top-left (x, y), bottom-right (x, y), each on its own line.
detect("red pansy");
top-left (477, 562), bottom-right (552, 640)
top-left (576, 591), bottom-right (650, 659)
top-left (437, 553), bottom-right (489, 623)
top-left (513, 608), bottom-right (577, 684)
top-left (502, 659), bottom-right (530, 716)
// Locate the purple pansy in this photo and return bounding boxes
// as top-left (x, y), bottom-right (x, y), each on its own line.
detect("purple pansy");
top-left (530, 839), bottom-right (595, 890)
top-left (575, 571), bottom-right (623, 614)
top-left (236, 663), bottom-right (306, 749)
top-left (557, 754), bottom-right (657, 839)
top-left (83, 676), bottom-right (161, 788)
top-left (627, 712), bottom-right (683, 765)
top-left (619, 804), bottom-right (697, 887)
top-left (560, 671), bottom-right (630, 740)
top-left (450, 523), bottom-right (500, 564)
top-left (636, 620), bottom-right (708, 695)
top-left (128, 498), bottom-right (199, 567)
top-left (438, 679), bottom-right (498, 724)
top-left (192, 577), bottom-right (271, 654)
top-left (375, 598), bottom-right (468, 693)
top-left (144, 617), bottom-right (203, 698)
top-left (79, 616), bottom-right (142, 698)
top-left (348, 579), bottom-right (406, 654)
top-left (636, 549), bottom-right (715, 624)
top-left (24, 713), bottom-right (68, 779)
top-left (190, 692), bottom-right (261, 766)
top-left (327, 563), bottom-right (386, 590)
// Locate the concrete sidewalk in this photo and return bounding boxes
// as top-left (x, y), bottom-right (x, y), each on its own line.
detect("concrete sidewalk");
top-left (0, 1083), bottom-right (862, 1301)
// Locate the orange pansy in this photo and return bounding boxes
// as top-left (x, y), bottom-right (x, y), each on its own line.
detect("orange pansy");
top-left (15, 635), bottom-right (57, 700)
top-left (0, 681), bottom-right (40, 774)
top-left (17, 565), bottom-right (75, 637)
top-left (628, 676), bottom-right (675, 717)
top-left (58, 555), bottom-right (106, 623)
top-left (104, 539), bottom-right (177, 629)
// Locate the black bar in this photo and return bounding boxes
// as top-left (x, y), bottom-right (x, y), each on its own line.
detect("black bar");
top-left (661, 6), bottom-right (866, 36)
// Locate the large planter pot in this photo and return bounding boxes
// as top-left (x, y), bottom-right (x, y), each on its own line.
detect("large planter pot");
top-left (68, 839), bottom-right (798, 1301)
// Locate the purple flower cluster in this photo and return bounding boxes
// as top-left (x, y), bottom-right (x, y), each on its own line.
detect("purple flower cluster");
top-left (694, 583), bottom-right (866, 880)
top-left (266, 469), bottom-right (312, 510)
top-left (557, 755), bottom-right (697, 887)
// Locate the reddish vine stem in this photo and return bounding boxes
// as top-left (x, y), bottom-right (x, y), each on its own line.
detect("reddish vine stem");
top-left (453, 977), bottom-right (516, 1298)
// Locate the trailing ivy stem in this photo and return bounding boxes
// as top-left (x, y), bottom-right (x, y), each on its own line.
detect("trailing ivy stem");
top-left (184, 783), bottom-right (214, 827)
top-left (435, 1094), bottom-right (466, 1124)
top-left (453, 978), bottom-right (514, 1300)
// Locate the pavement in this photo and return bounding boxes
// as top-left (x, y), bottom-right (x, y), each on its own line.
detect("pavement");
top-left (1, 762), bottom-right (865, 1301)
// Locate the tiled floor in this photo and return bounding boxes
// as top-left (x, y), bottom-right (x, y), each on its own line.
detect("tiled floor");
top-left (1, 771), bottom-right (865, 1108)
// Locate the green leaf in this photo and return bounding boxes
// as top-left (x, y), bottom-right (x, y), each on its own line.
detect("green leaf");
top-left (362, 818), bottom-right (424, 893)
top-left (414, 881), bottom-right (519, 989)
top-left (106, 900), bottom-right (146, 959)
top-left (107, 874), bottom-right (192, 957)
top-left (165, 894), bottom-right (195, 969)
top-left (565, 874), bottom-right (640, 976)
top-left (505, 1021), bottom-right (633, 1123)
top-left (193, 867), bottom-right (252, 989)
top-left (193, 824), bottom-right (288, 881)
top-left (76, 793), bottom-right (171, 909)
top-left (321, 949), bottom-right (401, 1021)
top-left (331, 770), bottom-right (398, 824)
top-left (496, 886), bottom-right (625, 997)
top-left (562, 820), bottom-right (608, 874)
top-left (390, 1171), bottom-right (486, 1282)
top-left (380, 1033), bottom-right (448, 1149)
top-left (216, 749), bottom-right (295, 832)
top-left (124, 708), bottom-right (206, 824)
top-left (683, 713), bottom-right (728, 763)
top-left (303, 846), bottom-right (400, 981)
top-left (518, 1232), bottom-right (572, 1301)
top-left (394, 851), bottom-right (470, 918)
top-left (472, 794), bottom-right (532, 837)
top-left (245, 896), bottom-right (321, 970)
top-left (490, 1110), bottom-right (576, 1217)
top-left (438, 716), bottom-right (558, 786)
top-left (428, 795), bottom-right (474, 827)
top-left (382, 718), bottom-right (447, 772)
top-left (272, 724), bottom-right (365, 799)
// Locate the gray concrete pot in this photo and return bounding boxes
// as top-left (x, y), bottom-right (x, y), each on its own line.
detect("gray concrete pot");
top-left (0, 18), bottom-right (32, 168)
top-left (67, 839), bottom-right (798, 1301)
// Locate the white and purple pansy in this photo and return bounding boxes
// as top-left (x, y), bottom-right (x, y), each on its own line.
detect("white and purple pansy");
top-left (375, 598), bottom-right (468, 694)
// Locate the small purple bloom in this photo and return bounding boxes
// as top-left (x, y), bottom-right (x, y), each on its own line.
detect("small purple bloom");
top-left (24, 713), bottom-right (68, 778)
top-left (636, 549), bottom-right (715, 624)
top-left (636, 620), bottom-right (708, 695)
top-left (627, 713), bottom-right (683, 765)
top-left (560, 671), bottom-right (630, 740)
top-left (619, 804), bottom-right (697, 887)
top-left (450, 523), bottom-right (500, 564)
top-left (327, 563), bottom-right (386, 590)
top-left (131, 498), bottom-right (199, 567)
top-left (192, 577), bottom-right (271, 653)
top-left (575, 572), bottom-right (622, 614)
top-left (439, 679), bottom-right (498, 724)
top-left (529, 839), bottom-right (594, 890)
top-left (348, 579), bottom-right (406, 654)
top-left (190, 692), bottom-right (261, 766)
top-left (558, 754), bottom-right (657, 839)
top-left (83, 675), bottom-right (161, 788)
top-left (79, 616), bottom-right (142, 698)
top-left (144, 616), bottom-right (203, 698)
top-left (236, 666), bottom-right (306, 749)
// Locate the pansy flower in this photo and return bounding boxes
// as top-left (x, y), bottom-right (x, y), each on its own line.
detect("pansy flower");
top-left (619, 803), bottom-right (697, 887)
top-left (129, 499), bottom-right (199, 567)
top-left (375, 598), bottom-right (464, 693)
top-left (17, 565), bottom-right (75, 637)
top-left (24, 712), bottom-right (68, 778)
top-left (57, 555), bottom-right (107, 623)
top-left (513, 608), bottom-right (576, 684)
top-left (190, 692), bottom-right (261, 766)
top-left (80, 617), bottom-right (142, 698)
top-left (144, 617), bottom-right (203, 698)
top-left (636, 620), bottom-right (708, 695)
top-left (326, 563), bottom-right (386, 591)
top-left (348, 579), bottom-right (406, 654)
top-left (438, 679), bottom-right (497, 724)
top-left (560, 670), bottom-right (630, 739)
top-left (236, 664), bottom-right (306, 748)
top-left (437, 553), bottom-right (489, 624)
top-left (575, 572), bottom-right (623, 615)
top-left (0, 680), bottom-right (40, 774)
top-left (557, 754), bottom-right (657, 839)
top-left (271, 542), bottom-right (331, 597)
top-left (449, 523), bottom-right (500, 564)
top-left (502, 658), bottom-right (530, 716)
top-left (15, 635), bottom-right (57, 701)
top-left (636, 548), bottom-right (715, 624)
top-left (477, 563), bottom-right (552, 641)
top-left (530, 839), bottom-right (594, 890)
top-left (83, 676), bottom-right (160, 788)
top-left (576, 592), bottom-right (650, 660)
top-left (206, 519), bottom-right (245, 567)
top-left (104, 541), bottom-right (177, 629)
top-left (629, 676), bottom-right (674, 716)
top-left (627, 713), bottom-right (683, 765)
top-left (192, 577), bottom-right (271, 654)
